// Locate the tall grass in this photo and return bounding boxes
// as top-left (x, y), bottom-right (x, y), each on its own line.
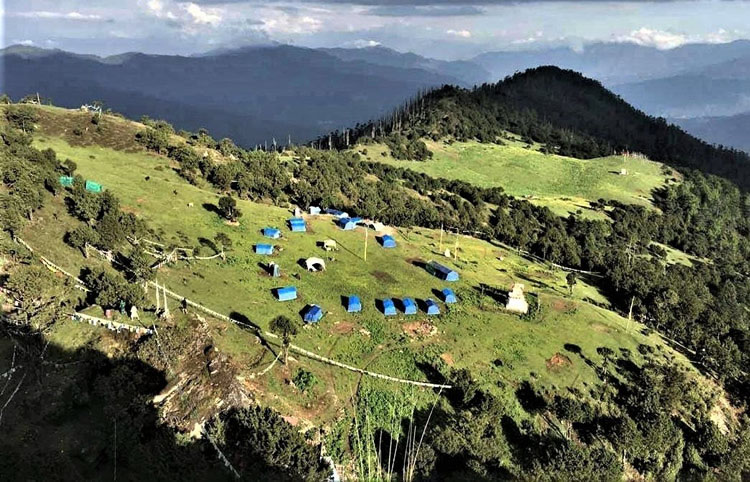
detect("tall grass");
top-left (351, 386), bottom-right (443, 481)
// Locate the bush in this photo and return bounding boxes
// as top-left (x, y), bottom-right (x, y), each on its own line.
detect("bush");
top-left (293, 369), bottom-right (318, 393)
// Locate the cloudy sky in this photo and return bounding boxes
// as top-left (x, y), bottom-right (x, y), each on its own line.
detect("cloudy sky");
top-left (3, 0), bottom-right (749, 59)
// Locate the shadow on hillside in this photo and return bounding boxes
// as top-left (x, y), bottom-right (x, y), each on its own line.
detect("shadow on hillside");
top-left (0, 323), bottom-right (307, 481)
top-left (474, 283), bottom-right (508, 305)
top-left (0, 324), bottom-right (228, 481)
top-left (202, 203), bottom-right (220, 216)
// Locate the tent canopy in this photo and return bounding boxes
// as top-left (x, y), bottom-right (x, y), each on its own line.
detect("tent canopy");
top-left (441, 288), bottom-right (457, 303)
top-left (288, 217), bottom-right (306, 232)
top-left (378, 235), bottom-right (396, 248)
top-left (325, 208), bottom-right (348, 218)
top-left (400, 298), bottom-right (417, 315)
top-left (427, 261), bottom-right (459, 282)
top-left (276, 286), bottom-right (297, 301)
top-left (304, 304), bottom-right (323, 323)
top-left (346, 295), bottom-right (362, 313)
top-left (305, 257), bottom-right (326, 271)
top-left (380, 298), bottom-right (397, 316)
top-left (338, 217), bottom-right (361, 230)
top-left (255, 244), bottom-right (274, 255)
top-left (262, 227), bottom-right (281, 239)
top-left (425, 298), bottom-right (441, 315)
top-left (85, 180), bottom-right (103, 193)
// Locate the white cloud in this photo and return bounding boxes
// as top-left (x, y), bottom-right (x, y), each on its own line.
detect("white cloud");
top-left (349, 39), bottom-right (381, 48)
top-left (15, 40), bottom-right (36, 46)
top-left (615, 27), bottom-right (741, 50)
top-left (616, 27), bottom-right (688, 49)
top-left (14, 11), bottom-right (103, 21)
top-left (259, 14), bottom-right (323, 35)
top-left (182, 3), bottom-right (222, 26)
top-left (511, 30), bottom-right (544, 45)
top-left (446, 29), bottom-right (471, 38)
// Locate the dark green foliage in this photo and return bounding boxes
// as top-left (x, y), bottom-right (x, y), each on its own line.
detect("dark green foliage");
top-left (136, 127), bottom-right (170, 154)
top-left (5, 105), bottom-right (39, 133)
top-left (126, 248), bottom-right (155, 283)
top-left (2, 264), bottom-right (73, 330)
top-left (208, 406), bottom-right (331, 481)
top-left (81, 267), bottom-right (145, 310)
top-left (65, 224), bottom-right (100, 255)
top-left (270, 315), bottom-right (298, 364)
top-left (217, 195), bottom-right (242, 221)
top-left (293, 368), bottom-right (318, 392)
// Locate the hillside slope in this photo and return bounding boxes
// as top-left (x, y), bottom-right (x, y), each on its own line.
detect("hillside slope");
top-left (2, 102), bottom-right (749, 480)
top-left (329, 66), bottom-right (750, 189)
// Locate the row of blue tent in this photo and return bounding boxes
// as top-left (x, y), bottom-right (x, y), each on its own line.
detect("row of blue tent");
top-left (273, 287), bottom-right (456, 322)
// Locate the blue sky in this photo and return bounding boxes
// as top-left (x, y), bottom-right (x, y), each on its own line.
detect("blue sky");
top-left (3, 0), bottom-right (750, 59)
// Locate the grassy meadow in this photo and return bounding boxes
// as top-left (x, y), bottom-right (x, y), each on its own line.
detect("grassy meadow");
top-left (361, 137), bottom-right (675, 218)
top-left (27, 129), bottom-right (694, 426)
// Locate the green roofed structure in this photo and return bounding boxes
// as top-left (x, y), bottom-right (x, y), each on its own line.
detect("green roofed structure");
top-left (59, 176), bottom-right (74, 187)
top-left (85, 180), bottom-right (103, 193)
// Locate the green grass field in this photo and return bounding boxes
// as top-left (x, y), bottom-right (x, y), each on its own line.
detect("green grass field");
top-left (28, 130), bottom-right (694, 425)
top-left (361, 138), bottom-right (674, 218)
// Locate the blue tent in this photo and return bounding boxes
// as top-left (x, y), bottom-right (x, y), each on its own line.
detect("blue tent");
top-left (304, 304), bottom-right (323, 323)
top-left (262, 227), bottom-right (281, 239)
top-left (288, 217), bottom-right (307, 232)
top-left (255, 244), bottom-right (274, 255)
top-left (424, 299), bottom-right (441, 315)
top-left (441, 288), bottom-right (457, 304)
top-left (426, 261), bottom-right (459, 282)
top-left (378, 235), bottom-right (396, 248)
top-left (275, 286), bottom-right (297, 301)
top-left (346, 295), bottom-right (362, 313)
top-left (325, 208), bottom-right (348, 218)
top-left (400, 298), bottom-right (417, 315)
top-left (380, 298), bottom-right (397, 316)
top-left (338, 217), bottom-right (358, 230)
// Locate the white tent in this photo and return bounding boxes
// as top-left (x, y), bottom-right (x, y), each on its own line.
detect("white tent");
top-left (305, 257), bottom-right (326, 272)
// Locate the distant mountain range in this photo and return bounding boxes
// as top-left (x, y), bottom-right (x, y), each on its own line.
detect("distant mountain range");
top-left (674, 113), bottom-right (750, 152)
top-left (2, 44), bottom-right (464, 146)
top-left (3, 41), bottom-right (750, 151)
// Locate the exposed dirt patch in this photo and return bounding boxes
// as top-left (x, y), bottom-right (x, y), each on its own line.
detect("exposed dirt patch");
top-left (590, 323), bottom-right (611, 333)
top-left (331, 321), bottom-right (356, 335)
top-left (152, 316), bottom-right (252, 432)
top-left (136, 197), bottom-right (146, 204)
top-left (282, 415), bottom-right (300, 426)
top-left (551, 299), bottom-right (578, 312)
top-left (372, 270), bottom-right (396, 284)
top-left (121, 205), bottom-right (141, 215)
top-left (546, 353), bottom-right (572, 371)
top-left (440, 353), bottom-right (455, 366)
top-left (402, 321), bottom-right (437, 338)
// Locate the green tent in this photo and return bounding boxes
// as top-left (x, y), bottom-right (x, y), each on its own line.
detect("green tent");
top-left (85, 180), bottom-right (103, 193)
top-left (59, 176), bottom-right (74, 187)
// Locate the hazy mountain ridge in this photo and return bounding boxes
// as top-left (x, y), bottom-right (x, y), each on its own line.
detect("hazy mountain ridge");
top-left (5, 41), bottom-right (750, 150)
top-left (675, 113), bottom-right (750, 152)
top-left (2, 44), bottom-right (460, 146)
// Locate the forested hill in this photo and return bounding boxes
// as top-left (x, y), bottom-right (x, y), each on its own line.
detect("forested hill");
top-left (325, 66), bottom-right (750, 190)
